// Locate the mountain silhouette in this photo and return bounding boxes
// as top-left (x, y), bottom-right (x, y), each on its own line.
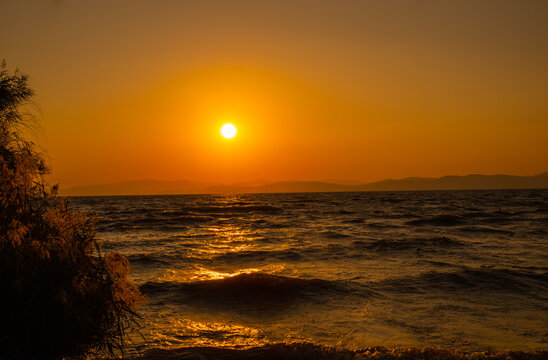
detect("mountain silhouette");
top-left (61, 173), bottom-right (548, 196)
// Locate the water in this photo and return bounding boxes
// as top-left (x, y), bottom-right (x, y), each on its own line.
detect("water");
top-left (70, 190), bottom-right (548, 354)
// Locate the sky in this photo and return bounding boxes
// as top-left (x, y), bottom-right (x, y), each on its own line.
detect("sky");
top-left (1, 0), bottom-right (547, 188)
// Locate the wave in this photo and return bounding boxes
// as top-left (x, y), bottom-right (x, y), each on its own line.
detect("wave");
top-left (96, 215), bottom-right (217, 231)
top-left (126, 246), bottom-right (205, 265)
top-left (134, 343), bottom-right (548, 360)
top-left (178, 215), bottom-right (217, 223)
top-left (186, 205), bottom-right (283, 214)
top-left (457, 226), bottom-right (514, 235)
top-left (127, 253), bottom-right (173, 265)
top-left (533, 206), bottom-right (548, 214)
top-left (352, 236), bottom-right (464, 252)
top-left (324, 209), bottom-right (355, 215)
top-left (140, 273), bottom-right (339, 300)
top-left (375, 267), bottom-right (548, 295)
top-left (416, 260), bottom-right (458, 268)
top-left (342, 218), bottom-right (366, 224)
top-left (405, 210), bottom-right (537, 228)
top-left (320, 230), bottom-right (351, 239)
top-left (406, 214), bottom-right (465, 226)
top-left (208, 237), bottom-right (466, 265)
top-left (365, 222), bottom-right (401, 228)
top-left (459, 210), bottom-right (540, 226)
top-left (282, 198), bottom-right (324, 204)
top-left (97, 223), bottom-right (190, 232)
top-left (249, 219), bottom-right (290, 229)
top-left (213, 249), bottom-right (304, 263)
top-left (95, 203), bottom-right (284, 231)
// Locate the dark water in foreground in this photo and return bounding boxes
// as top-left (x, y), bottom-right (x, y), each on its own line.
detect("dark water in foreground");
top-left (71, 190), bottom-right (548, 354)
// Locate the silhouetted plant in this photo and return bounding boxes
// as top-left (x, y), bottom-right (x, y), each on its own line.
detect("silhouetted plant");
top-left (0, 61), bottom-right (142, 359)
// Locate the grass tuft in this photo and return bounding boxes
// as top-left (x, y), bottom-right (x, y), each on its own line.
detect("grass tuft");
top-left (0, 61), bottom-right (142, 360)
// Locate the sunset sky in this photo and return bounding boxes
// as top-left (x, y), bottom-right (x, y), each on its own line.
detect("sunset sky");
top-left (2, 0), bottom-right (547, 188)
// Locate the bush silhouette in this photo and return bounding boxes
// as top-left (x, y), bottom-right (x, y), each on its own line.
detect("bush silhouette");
top-left (0, 61), bottom-right (142, 359)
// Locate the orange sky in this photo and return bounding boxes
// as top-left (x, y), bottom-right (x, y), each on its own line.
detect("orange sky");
top-left (2, 0), bottom-right (547, 187)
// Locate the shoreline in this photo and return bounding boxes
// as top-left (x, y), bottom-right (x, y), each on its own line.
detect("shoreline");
top-left (127, 343), bottom-right (548, 360)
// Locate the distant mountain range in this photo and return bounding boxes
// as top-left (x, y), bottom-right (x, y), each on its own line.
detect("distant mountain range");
top-left (60, 172), bottom-right (548, 196)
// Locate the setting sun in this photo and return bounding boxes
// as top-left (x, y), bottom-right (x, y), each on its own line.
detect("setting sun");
top-left (220, 123), bottom-right (237, 139)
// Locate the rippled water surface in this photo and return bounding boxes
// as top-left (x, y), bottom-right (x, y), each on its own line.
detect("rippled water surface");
top-left (71, 190), bottom-right (548, 353)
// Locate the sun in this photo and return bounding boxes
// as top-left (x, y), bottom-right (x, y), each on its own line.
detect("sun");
top-left (220, 123), bottom-right (237, 139)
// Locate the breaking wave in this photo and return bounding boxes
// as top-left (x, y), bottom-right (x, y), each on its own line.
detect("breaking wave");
top-left (138, 273), bottom-right (362, 316)
top-left (140, 273), bottom-right (342, 301)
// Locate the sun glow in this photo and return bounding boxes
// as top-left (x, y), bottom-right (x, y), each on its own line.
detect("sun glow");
top-left (220, 123), bottom-right (237, 139)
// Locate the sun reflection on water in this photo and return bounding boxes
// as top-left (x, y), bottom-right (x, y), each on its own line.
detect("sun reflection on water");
top-left (158, 264), bottom-right (286, 282)
top-left (145, 317), bottom-right (268, 349)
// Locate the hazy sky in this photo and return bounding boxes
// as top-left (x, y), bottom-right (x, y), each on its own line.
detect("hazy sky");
top-left (2, 0), bottom-right (547, 187)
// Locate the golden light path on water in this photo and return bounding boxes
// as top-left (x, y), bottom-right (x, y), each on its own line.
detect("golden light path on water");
top-left (139, 222), bottom-right (293, 350)
top-left (134, 214), bottom-right (398, 351)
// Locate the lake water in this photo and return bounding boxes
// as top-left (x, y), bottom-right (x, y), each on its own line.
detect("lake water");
top-left (71, 189), bottom-right (548, 354)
